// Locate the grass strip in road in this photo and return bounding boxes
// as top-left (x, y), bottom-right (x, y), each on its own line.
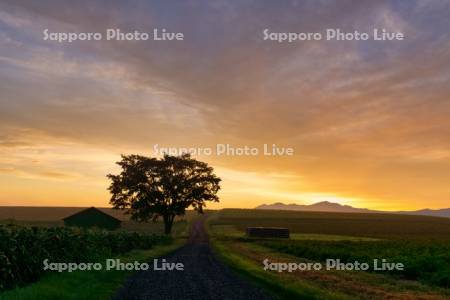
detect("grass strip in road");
top-left (0, 239), bottom-right (185, 300)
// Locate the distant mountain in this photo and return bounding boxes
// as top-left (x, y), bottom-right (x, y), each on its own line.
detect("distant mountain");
top-left (256, 201), bottom-right (377, 213)
top-left (255, 201), bottom-right (450, 218)
top-left (399, 208), bottom-right (450, 219)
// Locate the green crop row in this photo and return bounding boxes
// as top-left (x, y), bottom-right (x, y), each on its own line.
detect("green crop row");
top-left (0, 224), bottom-right (172, 291)
top-left (256, 239), bottom-right (450, 288)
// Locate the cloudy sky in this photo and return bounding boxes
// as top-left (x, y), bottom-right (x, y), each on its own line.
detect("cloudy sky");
top-left (0, 0), bottom-right (449, 210)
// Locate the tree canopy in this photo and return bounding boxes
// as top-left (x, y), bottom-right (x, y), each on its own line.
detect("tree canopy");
top-left (107, 153), bottom-right (221, 234)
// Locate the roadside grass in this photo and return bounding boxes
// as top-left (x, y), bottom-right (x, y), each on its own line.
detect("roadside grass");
top-left (0, 238), bottom-right (185, 300)
top-left (206, 218), bottom-right (349, 299)
top-left (223, 240), bottom-right (450, 299)
top-left (211, 235), bottom-right (350, 299)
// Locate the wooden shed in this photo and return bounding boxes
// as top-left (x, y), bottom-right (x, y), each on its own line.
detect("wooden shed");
top-left (63, 207), bottom-right (121, 230)
top-left (246, 227), bottom-right (290, 238)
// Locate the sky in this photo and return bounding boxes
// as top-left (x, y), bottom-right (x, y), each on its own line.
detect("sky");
top-left (0, 0), bottom-right (449, 210)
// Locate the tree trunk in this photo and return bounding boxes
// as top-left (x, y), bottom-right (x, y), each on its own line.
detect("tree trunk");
top-left (163, 215), bottom-right (174, 235)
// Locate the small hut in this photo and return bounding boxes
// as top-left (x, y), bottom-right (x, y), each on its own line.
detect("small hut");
top-left (63, 207), bottom-right (121, 230)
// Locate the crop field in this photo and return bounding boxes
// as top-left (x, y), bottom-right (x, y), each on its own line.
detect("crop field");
top-left (0, 207), bottom-right (196, 299)
top-left (258, 239), bottom-right (450, 288)
top-left (0, 225), bottom-right (172, 291)
top-left (3, 207), bottom-right (450, 299)
top-left (212, 209), bottom-right (450, 238)
top-left (210, 209), bottom-right (450, 299)
top-left (0, 219), bottom-right (189, 236)
top-left (0, 207), bottom-right (197, 222)
top-left (0, 207), bottom-right (198, 236)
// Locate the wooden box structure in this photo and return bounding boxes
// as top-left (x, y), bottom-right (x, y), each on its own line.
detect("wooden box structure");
top-left (246, 227), bottom-right (290, 238)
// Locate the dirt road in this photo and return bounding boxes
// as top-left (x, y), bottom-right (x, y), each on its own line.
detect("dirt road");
top-left (112, 218), bottom-right (273, 300)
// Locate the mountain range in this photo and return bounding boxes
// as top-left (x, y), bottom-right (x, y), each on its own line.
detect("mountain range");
top-left (256, 201), bottom-right (450, 218)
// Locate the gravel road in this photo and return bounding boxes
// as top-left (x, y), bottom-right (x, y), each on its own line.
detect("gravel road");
top-left (112, 218), bottom-right (274, 300)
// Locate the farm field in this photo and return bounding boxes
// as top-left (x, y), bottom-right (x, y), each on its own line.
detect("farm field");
top-left (0, 224), bottom-right (174, 292)
top-left (2, 207), bottom-right (450, 299)
top-left (0, 240), bottom-right (184, 300)
top-left (0, 219), bottom-right (189, 236)
top-left (0, 206), bottom-right (198, 235)
top-left (212, 209), bottom-right (450, 238)
top-left (0, 206), bottom-right (198, 222)
top-left (209, 209), bottom-right (450, 299)
top-left (0, 207), bottom-right (194, 299)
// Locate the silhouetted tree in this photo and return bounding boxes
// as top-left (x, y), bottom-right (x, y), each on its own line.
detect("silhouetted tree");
top-left (107, 154), bottom-right (221, 234)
